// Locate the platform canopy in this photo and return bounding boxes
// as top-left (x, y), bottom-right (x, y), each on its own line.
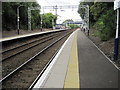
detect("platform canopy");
top-left (114, 0), bottom-right (120, 10)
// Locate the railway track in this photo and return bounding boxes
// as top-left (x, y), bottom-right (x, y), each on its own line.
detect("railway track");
top-left (2, 31), bottom-right (66, 54)
top-left (2, 31), bottom-right (66, 53)
top-left (2, 30), bottom-right (70, 78)
top-left (1, 29), bottom-right (74, 88)
top-left (2, 32), bottom-right (63, 61)
top-left (2, 32), bottom-right (58, 54)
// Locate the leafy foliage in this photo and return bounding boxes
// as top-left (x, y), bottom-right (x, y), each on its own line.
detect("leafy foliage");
top-left (78, 1), bottom-right (116, 41)
top-left (62, 19), bottom-right (74, 24)
top-left (42, 13), bottom-right (57, 28)
top-left (31, 10), bottom-right (41, 30)
top-left (2, 2), bottom-right (57, 30)
top-left (69, 24), bottom-right (79, 29)
top-left (2, 2), bottom-right (40, 30)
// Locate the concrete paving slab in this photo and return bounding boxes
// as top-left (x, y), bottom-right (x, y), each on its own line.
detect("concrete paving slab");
top-left (64, 30), bottom-right (80, 88)
top-left (77, 30), bottom-right (119, 88)
top-left (42, 31), bottom-right (75, 88)
top-left (33, 30), bottom-right (78, 88)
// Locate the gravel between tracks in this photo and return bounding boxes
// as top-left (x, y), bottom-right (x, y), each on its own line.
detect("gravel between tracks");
top-left (2, 30), bottom-right (70, 77)
top-left (2, 30), bottom-right (74, 88)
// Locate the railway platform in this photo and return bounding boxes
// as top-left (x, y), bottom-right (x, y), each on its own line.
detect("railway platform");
top-left (0, 29), bottom-right (65, 42)
top-left (1, 29), bottom-right (119, 88)
top-left (33, 29), bottom-right (119, 89)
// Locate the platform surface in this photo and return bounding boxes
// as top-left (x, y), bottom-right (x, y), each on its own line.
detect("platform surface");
top-left (0, 29), bottom-right (65, 42)
top-left (32, 29), bottom-right (119, 89)
top-left (33, 29), bottom-right (79, 88)
top-left (77, 30), bottom-right (119, 88)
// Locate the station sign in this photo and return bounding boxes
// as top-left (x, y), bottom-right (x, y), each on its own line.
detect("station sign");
top-left (114, 0), bottom-right (120, 10)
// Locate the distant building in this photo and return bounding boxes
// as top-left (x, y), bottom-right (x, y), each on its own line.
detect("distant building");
top-left (55, 24), bottom-right (65, 29)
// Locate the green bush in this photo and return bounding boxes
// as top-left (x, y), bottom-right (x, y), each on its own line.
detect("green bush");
top-left (94, 8), bottom-right (115, 41)
top-left (69, 24), bottom-right (79, 29)
top-left (78, 2), bottom-right (116, 41)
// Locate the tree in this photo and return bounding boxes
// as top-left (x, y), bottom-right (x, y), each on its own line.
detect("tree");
top-left (42, 13), bottom-right (57, 28)
top-left (62, 19), bottom-right (74, 24)
top-left (2, 2), bottom-right (41, 30)
top-left (78, 1), bottom-right (116, 41)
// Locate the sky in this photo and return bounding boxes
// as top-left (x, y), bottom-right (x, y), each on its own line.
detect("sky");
top-left (36, 0), bottom-right (82, 24)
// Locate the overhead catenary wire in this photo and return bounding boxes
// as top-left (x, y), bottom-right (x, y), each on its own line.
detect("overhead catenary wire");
top-left (37, 0), bottom-right (82, 24)
top-left (44, 0), bottom-right (53, 6)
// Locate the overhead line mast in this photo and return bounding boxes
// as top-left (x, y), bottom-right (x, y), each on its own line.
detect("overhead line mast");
top-left (41, 5), bottom-right (79, 16)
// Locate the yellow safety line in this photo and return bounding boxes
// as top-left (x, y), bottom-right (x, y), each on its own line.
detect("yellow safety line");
top-left (64, 31), bottom-right (80, 88)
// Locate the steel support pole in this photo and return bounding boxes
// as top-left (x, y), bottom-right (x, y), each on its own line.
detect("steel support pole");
top-left (40, 14), bottom-right (42, 31)
top-left (17, 5), bottom-right (24, 34)
top-left (114, 8), bottom-right (119, 61)
top-left (55, 5), bottom-right (57, 16)
top-left (87, 5), bottom-right (89, 36)
top-left (17, 6), bottom-right (20, 34)
top-left (52, 19), bottom-right (54, 30)
top-left (28, 7), bottom-right (41, 31)
top-left (79, 5), bottom-right (89, 35)
top-left (28, 8), bottom-right (31, 31)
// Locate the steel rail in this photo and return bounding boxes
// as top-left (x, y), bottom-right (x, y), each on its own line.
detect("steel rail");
top-left (1, 32), bottom-right (62, 54)
top-left (28, 47), bottom-right (60, 89)
top-left (1, 33), bottom-right (60, 61)
top-left (29, 32), bottom-right (72, 89)
top-left (0, 32), bottom-right (72, 83)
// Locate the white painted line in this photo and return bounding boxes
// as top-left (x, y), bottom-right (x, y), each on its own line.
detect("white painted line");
top-left (33, 31), bottom-right (75, 88)
top-left (90, 39), bottom-right (120, 71)
top-left (0, 29), bottom-right (66, 42)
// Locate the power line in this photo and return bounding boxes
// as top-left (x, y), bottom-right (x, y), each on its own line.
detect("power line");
top-left (44, 0), bottom-right (53, 6)
top-left (40, 4), bottom-right (82, 24)
top-left (42, 5), bottom-right (79, 9)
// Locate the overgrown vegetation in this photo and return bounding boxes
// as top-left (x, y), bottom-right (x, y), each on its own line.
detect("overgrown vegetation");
top-left (78, 1), bottom-right (116, 41)
top-left (2, 2), bottom-right (40, 30)
top-left (2, 2), bottom-right (57, 31)
top-left (42, 13), bottom-right (57, 28)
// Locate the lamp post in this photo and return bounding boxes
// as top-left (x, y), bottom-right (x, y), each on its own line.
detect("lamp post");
top-left (17, 5), bottom-right (23, 35)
